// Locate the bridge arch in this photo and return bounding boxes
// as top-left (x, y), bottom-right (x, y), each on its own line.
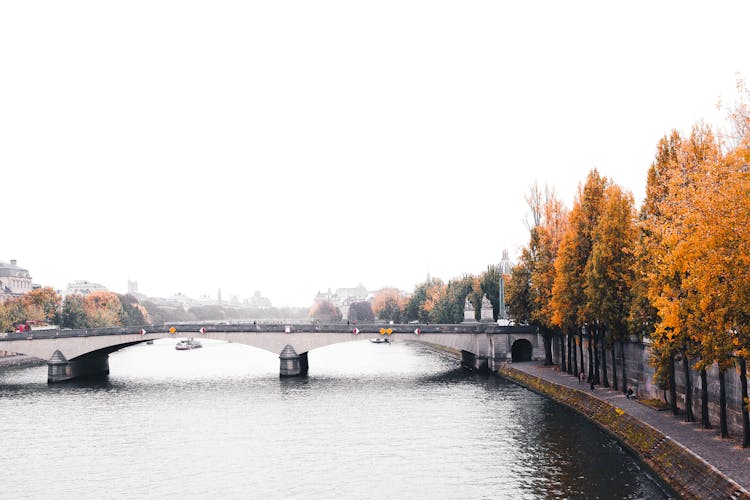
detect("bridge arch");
top-left (511, 339), bottom-right (533, 362)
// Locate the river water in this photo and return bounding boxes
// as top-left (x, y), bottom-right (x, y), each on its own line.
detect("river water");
top-left (0, 339), bottom-right (672, 499)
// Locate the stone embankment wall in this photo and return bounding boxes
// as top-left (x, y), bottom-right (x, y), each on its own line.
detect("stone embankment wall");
top-left (562, 338), bottom-right (748, 436)
top-left (0, 352), bottom-right (43, 368)
top-left (497, 364), bottom-right (749, 500)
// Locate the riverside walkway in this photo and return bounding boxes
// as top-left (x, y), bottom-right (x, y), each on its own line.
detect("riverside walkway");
top-left (510, 362), bottom-right (750, 497)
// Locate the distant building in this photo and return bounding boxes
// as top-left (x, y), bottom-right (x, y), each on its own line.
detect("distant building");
top-left (335, 283), bottom-right (368, 303)
top-left (66, 280), bottom-right (108, 296)
top-left (0, 260), bottom-right (33, 301)
top-left (315, 283), bottom-right (369, 320)
top-left (498, 249), bottom-right (513, 276)
top-left (169, 292), bottom-right (196, 309)
top-left (315, 288), bottom-right (335, 304)
top-left (247, 291), bottom-right (272, 308)
top-left (197, 294), bottom-right (218, 305)
top-left (127, 280), bottom-right (147, 301)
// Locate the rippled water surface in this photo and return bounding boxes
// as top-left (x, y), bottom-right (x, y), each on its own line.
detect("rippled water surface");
top-left (0, 340), bottom-right (671, 499)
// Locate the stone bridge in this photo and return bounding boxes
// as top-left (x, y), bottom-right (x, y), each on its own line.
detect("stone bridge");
top-left (0, 323), bottom-right (541, 383)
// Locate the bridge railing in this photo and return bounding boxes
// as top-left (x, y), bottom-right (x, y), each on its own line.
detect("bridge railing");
top-left (0, 322), bottom-right (538, 341)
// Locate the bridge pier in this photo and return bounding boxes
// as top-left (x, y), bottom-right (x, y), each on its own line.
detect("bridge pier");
top-left (48, 350), bottom-right (110, 383)
top-left (461, 350), bottom-right (490, 373)
top-left (279, 345), bottom-right (309, 377)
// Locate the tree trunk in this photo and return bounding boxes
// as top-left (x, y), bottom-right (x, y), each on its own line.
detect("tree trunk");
top-left (620, 339), bottom-right (627, 395)
top-left (570, 332), bottom-right (577, 376)
top-left (683, 352), bottom-right (694, 422)
top-left (669, 354), bottom-right (679, 416)
top-left (587, 329), bottom-right (594, 383)
top-left (593, 326), bottom-right (601, 385)
top-left (700, 367), bottom-right (711, 429)
top-left (739, 358), bottom-right (750, 448)
top-left (610, 339), bottom-right (618, 392)
top-left (543, 331), bottom-right (553, 366)
top-left (559, 333), bottom-right (567, 372)
top-left (719, 368), bottom-right (729, 438)
top-left (600, 330), bottom-right (609, 388)
top-left (578, 330), bottom-right (585, 379)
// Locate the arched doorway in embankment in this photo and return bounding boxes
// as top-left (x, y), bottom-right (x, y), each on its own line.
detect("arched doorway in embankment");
top-left (511, 338), bottom-right (533, 362)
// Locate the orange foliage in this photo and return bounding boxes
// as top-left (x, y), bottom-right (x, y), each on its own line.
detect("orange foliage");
top-left (83, 291), bottom-right (123, 328)
top-left (371, 288), bottom-right (406, 320)
top-left (308, 300), bottom-right (342, 322)
top-left (22, 287), bottom-right (62, 323)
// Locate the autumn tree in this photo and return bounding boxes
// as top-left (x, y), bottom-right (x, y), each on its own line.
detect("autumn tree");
top-left (0, 300), bottom-right (15, 332)
top-left (347, 301), bottom-right (374, 323)
top-left (422, 278), bottom-right (448, 323)
top-left (83, 291), bottom-right (124, 328)
top-left (309, 300), bottom-right (342, 322)
top-left (0, 297), bottom-right (27, 331)
top-left (371, 288), bottom-right (406, 322)
top-left (531, 185), bottom-right (568, 368)
top-left (506, 261), bottom-right (532, 325)
top-left (681, 91), bottom-right (750, 444)
top-left (118, 294), bottom-right (151, 326)
top-left (552, 170), bottom-right (608, 381)
top-left (22, 287), bottom-right (62, 324)
top-left (0, 288), bottom-right (63, 332)
top-left (635, 130), bottom-right (683, 412)
top-left (716, 78), bottom-right (750, 446)
top-left (643, 126), bottom-right (722, 423)
top-left (552, 224), bottom-right (585, 374)
top-left (509, 183), bottom-right (568, 366)
top-left (585, 184), bottom-right (637, 392)
top-left (396, 276), bottom-right (471, 324)
top-left (403, 281), bottom-right (432, 323)
top-left (61, 294), bottom-right (87, 329)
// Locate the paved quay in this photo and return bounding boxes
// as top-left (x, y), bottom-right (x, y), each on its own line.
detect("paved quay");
top-left (510, 362), bottom-right (750, 495)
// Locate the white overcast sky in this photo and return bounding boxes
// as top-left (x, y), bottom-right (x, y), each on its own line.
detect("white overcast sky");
top-left (2, 1), bottom-right (749, 307)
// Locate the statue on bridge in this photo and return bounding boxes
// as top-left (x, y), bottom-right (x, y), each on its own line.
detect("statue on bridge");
top-left (463, 297), bottom-right (476, 323)
top-left (480, 295), bottom-right (494, 323)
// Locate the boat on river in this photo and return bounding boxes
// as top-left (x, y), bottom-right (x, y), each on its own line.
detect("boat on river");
top-left (370, 337), bottom-right (389, 344)
top-left (175, 339), bottom-right (202, 350)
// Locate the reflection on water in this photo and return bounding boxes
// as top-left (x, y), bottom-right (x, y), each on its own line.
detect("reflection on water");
top-left (0, 339), bottom-right (671, 499)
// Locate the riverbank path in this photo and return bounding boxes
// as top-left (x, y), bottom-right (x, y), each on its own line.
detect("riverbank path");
top-left (511, 362), bottom-right (750, 493)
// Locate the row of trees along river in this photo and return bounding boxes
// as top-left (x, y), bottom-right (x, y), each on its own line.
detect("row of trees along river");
top-left (503, 80), bottom-right (750, 448)
top-left (0, 290), bottom-right (312, 331)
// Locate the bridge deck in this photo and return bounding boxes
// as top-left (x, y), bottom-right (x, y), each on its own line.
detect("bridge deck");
top-left (1, 322), bottom-right (537, 340)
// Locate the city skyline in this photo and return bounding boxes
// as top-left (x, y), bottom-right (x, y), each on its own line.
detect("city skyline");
top-left (2, 257), bottom-right (401, 307)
